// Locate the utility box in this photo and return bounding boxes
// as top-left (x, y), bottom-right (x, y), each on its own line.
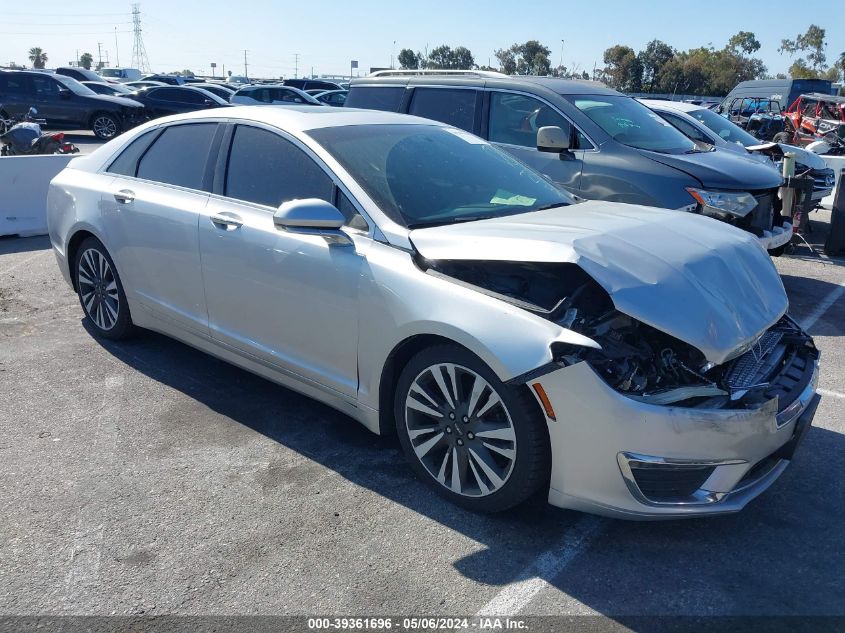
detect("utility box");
top-left (825, 168), bottom-right (845, 256)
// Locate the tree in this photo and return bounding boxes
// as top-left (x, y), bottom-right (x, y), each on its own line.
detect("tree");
top-left (728, 31), bottom-right (761, 55)
top-left (425, 45), bottom-right (475, 70)
top-left (602, 45), bottom-right (642, 92)
top-left (638, 39), bottom-right (674, 91)
top-left (28, 47), bottom-right (47, 69)
top-left (780, 24), bottom-right (827, 75)
top-left (79, 52), bottom-right (94, 70)
top-left (495, 41), bottom-right (551, 75)
top-left (398, 48), bottom-right (419, 70)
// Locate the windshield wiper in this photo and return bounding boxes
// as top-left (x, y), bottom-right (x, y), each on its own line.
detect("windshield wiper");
top-left (534, 202), bottom-right (571, 211)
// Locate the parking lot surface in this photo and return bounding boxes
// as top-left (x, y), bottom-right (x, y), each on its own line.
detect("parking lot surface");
top-left (0, 230), bottom-right (843, 621)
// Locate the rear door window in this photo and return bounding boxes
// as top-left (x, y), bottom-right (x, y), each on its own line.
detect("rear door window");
top-left (409, 88), bottom-right (478, 132)
top-left (136, 123), bottom-right (218, 190)
top-left (224, 125), bottom-right (333, 207)
top-left (345, 86), bottom-right (404, 112)
top-left (107, 130), bottom-right (160, 176)
top-left (488, 92), bottom-right (571, 148)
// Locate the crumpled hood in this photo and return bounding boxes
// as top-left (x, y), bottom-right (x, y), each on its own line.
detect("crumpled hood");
top-left (410, 201), bottom-right (788, 365)
top-left (638, 147), bottom-right (783, 190)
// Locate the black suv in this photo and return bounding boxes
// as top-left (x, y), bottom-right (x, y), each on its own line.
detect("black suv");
top-left (283, 78), bottom-right (342, 92)
top-left (0, 70), bottom-right (144, 140)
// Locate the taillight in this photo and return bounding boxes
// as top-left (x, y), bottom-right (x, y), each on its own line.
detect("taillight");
top-left (50, 132), bottom-right (64, 141)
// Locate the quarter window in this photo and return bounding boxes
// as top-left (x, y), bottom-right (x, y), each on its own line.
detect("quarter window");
top-left (224, 125), bottom-right (333, 208)
top-left (488, 92), bottom-right (571, 149)
top-left (345, 86), bottom-right (404, 112)
top-left (409, 88), bottom-right (478, 132)
top-left (136, 123), bottom-right (217, 190)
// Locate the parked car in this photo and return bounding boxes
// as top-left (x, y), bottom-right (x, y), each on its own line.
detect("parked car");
top-left (127, 86), bottom-right (230, 118)
top-left (55, 66), bottom-right (104, 83)
top-left (226, 75), bottom-right (250, 86)
top-left (719, 97), bottom-right (786, 141)
top-left (125, 80), bottom-right (167, 90)
top-left (720, 78), bottom-right (833, 112)
top-left (46, 106), bottom-right (820, 518)
top-left (81, 81), bottom-right (135, 96)
top-left (283, 78), bottom-right (343, 92)
top-left (314, 89), bottom-right (348, 107)
top-left (0, 70), bottom-right (144, 139)
top-left (188, 83), bottom-right (237, 101)
top-left (230, 85), bottom-right (321, 105)
top-left (99, 67), bottom-right (142, 83)
top-left (347, 71), bottom-right (789, 253)
top-left (642, 99), bottom-right (835, 206)
top-left (141, 74), bottom-right (186, 86)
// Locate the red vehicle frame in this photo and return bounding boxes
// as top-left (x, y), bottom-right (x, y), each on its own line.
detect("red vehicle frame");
top-left (781, 93), bottom-right (845, 145)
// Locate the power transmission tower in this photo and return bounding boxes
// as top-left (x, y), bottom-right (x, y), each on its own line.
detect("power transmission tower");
top-left (131, 4), bottom-right (151, 73)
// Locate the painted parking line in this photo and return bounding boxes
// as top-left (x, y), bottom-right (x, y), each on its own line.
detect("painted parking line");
top-left (819, 388), bottom-right (845, 399)
top-left (476, 515), bottom-right (606, 616)
top-left (799, 282), bottom-right (845, 331)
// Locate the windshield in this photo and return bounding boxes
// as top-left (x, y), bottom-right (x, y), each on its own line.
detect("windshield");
top-left (100, 69), bottom-right (122, 78)
top-left (567, 95), bottom-right (696, 153)
top-left (688, 107), bottom-right (760, 148)
top-left (54, 75), bottom-right (97, 96)
top-left (307, 124), bottom-right (573, 228)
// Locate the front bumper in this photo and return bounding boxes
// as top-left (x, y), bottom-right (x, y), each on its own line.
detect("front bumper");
top-left (758, 220), bottom-right (792, 251)
top-left (532, 354), bottom-right (819, 519)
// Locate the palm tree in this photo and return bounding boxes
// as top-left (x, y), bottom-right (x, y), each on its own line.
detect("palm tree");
top-left (28, 47), bottom-right (47, 69)
top-left (839, 52), bottom-right (845, 80)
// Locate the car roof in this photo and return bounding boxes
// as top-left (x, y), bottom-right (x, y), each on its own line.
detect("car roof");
top-left (352, 73), bottom-right (620, 96)
top-left (639, 99), bottom-right (702, 113)
top-left (140, 105), bottom-right (447, 132)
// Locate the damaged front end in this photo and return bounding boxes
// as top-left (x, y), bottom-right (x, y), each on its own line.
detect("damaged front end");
top-left (419, 257), bottom-right (818, 416)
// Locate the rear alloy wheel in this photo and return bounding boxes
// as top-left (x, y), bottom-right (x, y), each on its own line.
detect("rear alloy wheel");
top-left (92, 113), bottom-right (120, 140)
top-left (74, 237), bottom-right (133, 339)
top-left (395, 344), bottom-right (550, 512)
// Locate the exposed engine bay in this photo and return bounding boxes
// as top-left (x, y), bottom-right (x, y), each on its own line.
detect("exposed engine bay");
top-left (420, 258), bottom-right (819, 409)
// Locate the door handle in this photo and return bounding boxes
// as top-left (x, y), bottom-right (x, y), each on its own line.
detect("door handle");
top-left (210, 212), bottom-right (243, 228)
top-left (114, 189), bottom-right (135, 204)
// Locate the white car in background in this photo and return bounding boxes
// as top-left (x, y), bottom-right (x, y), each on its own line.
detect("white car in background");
top-left (641, 99), bottom-right (836, 204)
top-left (230, 85), bottom-right (322, 106)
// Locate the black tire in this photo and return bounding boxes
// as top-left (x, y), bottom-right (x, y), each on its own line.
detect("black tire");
top-left (772, 132), bottom-right (792, 144)
top-left (394, 343), bottom-right (551, 513)
top-left (91, 112), bottom-right (121, 140)
top-left (768, 244), bottom-right (788, 256)
top-left (73, 236), bottom-right (134, 340)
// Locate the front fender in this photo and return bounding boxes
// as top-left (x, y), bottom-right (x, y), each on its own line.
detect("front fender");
top-left (356, 242), bottom-right (596, 413)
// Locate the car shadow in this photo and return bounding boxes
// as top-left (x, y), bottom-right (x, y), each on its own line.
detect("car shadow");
top-left (780, 274), bottom-right (845, 337)
top-left (86, 323), bottom-right (845, 618)
top-left (0, 234), bottom-right (51, 255)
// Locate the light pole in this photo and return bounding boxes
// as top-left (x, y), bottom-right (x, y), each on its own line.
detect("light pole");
top-left (560, 39), bottom-right (564, 73)
top-left (391, 40), bottom-right (396, 69)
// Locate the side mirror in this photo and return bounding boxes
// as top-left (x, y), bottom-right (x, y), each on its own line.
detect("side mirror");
top-left (273, 198), bottom-right (351, 246)
top-left (28, 107), bottom-right (38, 117)
top-left (537, 126), bottom-right (570, 152)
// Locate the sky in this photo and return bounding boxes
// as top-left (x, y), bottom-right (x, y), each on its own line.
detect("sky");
top-left (1, 0), bottom-right (843, 80)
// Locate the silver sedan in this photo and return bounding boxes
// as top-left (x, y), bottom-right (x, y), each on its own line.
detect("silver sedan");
top-left (47, 106), bottom-right (820, 518)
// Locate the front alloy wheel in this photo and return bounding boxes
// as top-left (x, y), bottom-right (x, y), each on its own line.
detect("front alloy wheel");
top-left (395, 344), bottom-right (550, 512)
top-left (92, 114), bottom-right (119, 140)
top-left (405, 363), bottom-right (517, 497)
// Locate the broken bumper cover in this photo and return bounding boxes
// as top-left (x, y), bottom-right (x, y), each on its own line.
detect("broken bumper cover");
top-left (759, 220), bottom-right (793, 251)
top-left (532, 358), bottom-right (819, 519)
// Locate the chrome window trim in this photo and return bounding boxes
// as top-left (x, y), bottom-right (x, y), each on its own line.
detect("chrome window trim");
top-left (484, 87), bottom-right (599, 152)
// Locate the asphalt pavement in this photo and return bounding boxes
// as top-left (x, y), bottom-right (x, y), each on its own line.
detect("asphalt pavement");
top-left (0, 225), bottom-right (843, 626)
